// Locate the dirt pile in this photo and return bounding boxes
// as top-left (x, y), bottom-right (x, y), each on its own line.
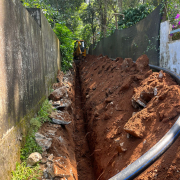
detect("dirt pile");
top-left (38, 71), bottom-right (78, 180)
top-left (79, 54), bottom-right (180, 180)
top-left (37, 54), bottom-right (180, 180)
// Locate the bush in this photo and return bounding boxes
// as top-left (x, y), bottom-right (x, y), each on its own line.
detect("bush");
top-left (54, 24), bottom-right (74, 72)
top-left (118, 3), bottom-right (155, 29)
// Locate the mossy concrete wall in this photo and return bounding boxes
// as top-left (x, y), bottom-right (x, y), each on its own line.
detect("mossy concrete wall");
top-left (0, 0), bottom-right (61, 179)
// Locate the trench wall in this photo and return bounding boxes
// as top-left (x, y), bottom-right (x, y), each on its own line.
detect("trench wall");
top-left (160, 21), bottom-right (180, 75)
top-left (89, 5), bottom-right (162, 66)
top-left (0, 0), bottom-right (60, 179)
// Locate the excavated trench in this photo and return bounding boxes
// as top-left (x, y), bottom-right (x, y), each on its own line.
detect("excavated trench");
top-left (73, 60), bottom-right (95, 180)
top-left (39, 54), bottom-right (180, 180)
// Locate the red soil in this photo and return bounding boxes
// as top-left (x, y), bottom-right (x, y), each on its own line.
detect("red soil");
top-left (39, 54), bottom-right (180, 180)
top-left (78, 54), bottom-right (180, 180)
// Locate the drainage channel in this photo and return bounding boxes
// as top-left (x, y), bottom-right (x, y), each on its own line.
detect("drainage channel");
top-left (73, 60), bottom-right (95, 180)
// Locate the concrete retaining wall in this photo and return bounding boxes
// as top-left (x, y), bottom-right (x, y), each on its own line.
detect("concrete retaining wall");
top-left (0, 0), bottom-right (60, 179)
top-left (160, 21), bottom-right (180, 75)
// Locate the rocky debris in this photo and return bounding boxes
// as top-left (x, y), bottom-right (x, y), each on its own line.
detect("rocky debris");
top-left (26, 152), bottom-right (42, 167)
top-left (36, 70), bottom-right (78, 180)
top-left (58, 136), bottom-right (64, 143)
top-left (131, 72), bottom-right (177, 111)
top-left (154, 87), bottom-right (158, 96)
top-left (124, 116), bottom-right (145, 138)
top-left (158, 70), bottom-right (164, 79)
top-left (48, 86), bottom-right (67, 101)
top-left (57, 70), bottom-right (64, 83)
top-left (52, 101), bottom-right (61, 106)
top-left (131, 98), bottom-right (139, 109)
top-left (49, 111), bottom-right (72, 123)
top-left (48, 154), bottom-right (54, 162)
top-left (51, 118), bottom-right (71, 125)
top-left (54, 99), bottom-right (72, 111)
top-left (136, 99), bottom-right (146, 108)
top-left (125, 85), bottom-right (180, 138)
top-left (131, 98), bottom-right (146, 108)
top-left (35, 133), bottom-right (52, 151)
top-left (47, 129), bottom-right (57, 136)
top-left (117, 144), bottom-right (127, 153)
top-left (53, 83), bottom-right (62, 90)
top-left (45, 162), bottom-right (55, 179)
top-left (41, 157), bottom-right (48, 164)
top-left (114, 138), bottom-right (127, 153)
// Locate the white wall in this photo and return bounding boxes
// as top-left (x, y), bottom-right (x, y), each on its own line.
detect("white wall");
top-left (160, 21), bottom-right (180, 75)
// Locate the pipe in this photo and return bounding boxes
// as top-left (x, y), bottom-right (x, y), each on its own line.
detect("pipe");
top-left (109, 64), bottom-right (180, 180)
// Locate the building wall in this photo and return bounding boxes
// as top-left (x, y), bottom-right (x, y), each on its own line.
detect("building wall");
top-left (0, 0), bottom-right (60, 179)
top-left (160, 21), bottom-right (180, 75)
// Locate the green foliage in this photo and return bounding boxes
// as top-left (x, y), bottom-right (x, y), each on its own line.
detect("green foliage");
top-left (20, 100), bottom-right (52, 161)
top-left (45, 0), bottom-right (84, 32)
top-left (11, 162), bottom-right (42, 180)
top-left (118, 3), bottom-right (155, 29)
top-left (21, 0), bottom-right (60, 28)
top-left (38, 99), bottom-right (52, 123)
top-left (54, 24), bottom-right (74, 71)
top-left (20, 133), bottom-right (43, 161)
top-left (161, 0), bottom-right (180, 25)
top-left (81, 24), bottom-right (93, 47)
top-left (160, 0), bottom-right (180, 40)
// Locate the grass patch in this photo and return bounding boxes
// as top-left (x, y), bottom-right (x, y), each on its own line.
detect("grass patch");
top-left (20, 99), bottom-right (53, 161)
top-left (11, 162), bottom-right (42, 180)
top-left (12, 99), bottom-right (53, 179)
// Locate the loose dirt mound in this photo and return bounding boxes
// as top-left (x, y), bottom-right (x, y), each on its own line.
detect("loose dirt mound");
top-left (79, 54), bottom-right (180, 180)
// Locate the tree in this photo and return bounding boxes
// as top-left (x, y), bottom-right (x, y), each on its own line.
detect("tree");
top-left (53, 24), bottom-right (74, 71)
top-left (81, 2), bottom-right (98, 44)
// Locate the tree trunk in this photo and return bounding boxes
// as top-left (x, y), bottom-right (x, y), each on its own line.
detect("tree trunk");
top-left (118, 0), bottom-right (123, 12)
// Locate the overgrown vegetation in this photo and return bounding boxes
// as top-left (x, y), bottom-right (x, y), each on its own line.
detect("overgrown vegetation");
top-left (12, 162), bottom-right (42, 180)
top-left (21, 0), bottom-right (180, 69)
top-left (53, 24), bottom-right (74, 72)
top-left (162, 0), bottom-right (180, 40)
top-left (118, 3), bottom-right (155, 29)
top-left (20, 99), bottom-right (52, 160)
top-left (12, 100), bottom-right (53, 179)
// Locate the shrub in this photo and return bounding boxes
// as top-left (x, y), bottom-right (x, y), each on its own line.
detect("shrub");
top-left (54, 24), bottom-right (74, 72)
top-left (118, 3), bottom-right (155, 29)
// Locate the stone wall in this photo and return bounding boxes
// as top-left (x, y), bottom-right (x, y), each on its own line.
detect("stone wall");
top-left (160, 21), bottom-right (180, 75)
top-left (0, 0), bottom-right (60, 179)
